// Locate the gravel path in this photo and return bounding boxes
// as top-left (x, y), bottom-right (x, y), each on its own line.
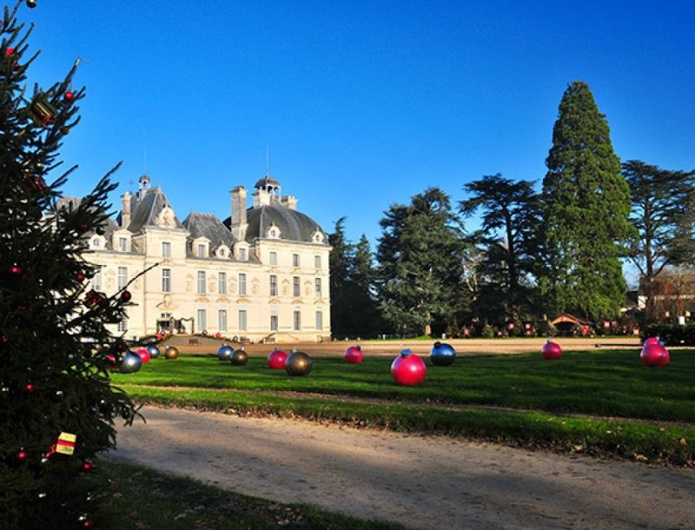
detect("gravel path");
top-left (108, 406), bottom-right (695, 529)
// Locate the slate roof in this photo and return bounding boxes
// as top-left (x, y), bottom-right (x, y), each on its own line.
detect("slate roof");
top-left (182, 212), bottom-right (236, 250)
top-left (238, 204), bottom-right (327, 244)
top-left (118, 186), bottom-right (185, 233)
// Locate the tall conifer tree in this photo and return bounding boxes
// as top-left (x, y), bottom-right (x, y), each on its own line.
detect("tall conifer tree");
top-left (540, 81), bottom-right (632, 322)
top-left (0, 3), bottom-right (155, 527)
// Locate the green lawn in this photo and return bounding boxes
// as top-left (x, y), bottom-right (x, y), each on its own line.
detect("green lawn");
top-left (112, 348), bottom-right (695, 465)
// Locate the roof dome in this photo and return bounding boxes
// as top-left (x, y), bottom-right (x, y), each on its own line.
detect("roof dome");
top-left (244, 205), bottom-right (327, 244)
top-left (254, 175), bottom-right (281, 192)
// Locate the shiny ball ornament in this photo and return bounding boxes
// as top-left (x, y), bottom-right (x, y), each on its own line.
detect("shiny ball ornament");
top-left (344, 345), bottom-right (364, 364)
top-left (119, 351), bottom-right (142, 374)
top-left (643, 337), bottom-right (660, 346)
top-left (391, 349), bottom-right (427, 386)
top-left (641, 343), bottom-right (670, 367)
top-left (164, 346), bottom-right (179, 360)
top-left (230, 348), bottom-right (248, 366)
top-left (26, 0), bottom-right (37, 8)
top-left (137, 348), bottom-right (151, 364)
top-left (542, 340), bottom-right (562, 360)
top-left (430, 341), bottom-right (456, 366)
top-left (218, 345), bottom-right (234, 361)
top-left (286, 350), bottom-right (312, 376)
top-left (147, 345), bottom-right (161, 358)
top-left (268, 348), bottom-right (288, 369)
top-left (64, 90), bottom-right (74, 101)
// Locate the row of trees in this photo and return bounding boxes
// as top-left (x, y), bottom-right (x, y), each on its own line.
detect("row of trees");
top-left (330, 81), bottom-right (695, 339)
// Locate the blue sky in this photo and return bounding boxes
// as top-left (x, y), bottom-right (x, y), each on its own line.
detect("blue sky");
top-left (23, 1), bottom-right (695, 247)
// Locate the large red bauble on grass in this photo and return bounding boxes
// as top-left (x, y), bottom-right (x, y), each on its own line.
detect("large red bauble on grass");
top-left (542, 340), bottom-right (562, 360)
top-left (391, 349), bottom-right (427, 386)
top-left (137, 347), bottom-right (151, 364)
top-left (641, 343), bottom-right (670, 367)
top-left (268, 348), bottom-right (288, 369)
top-left (344, 345), bottom-right (364, 364)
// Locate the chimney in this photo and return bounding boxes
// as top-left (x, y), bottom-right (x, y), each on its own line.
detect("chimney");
top-left (230, 186), bottom-right (248, 241)
top-left (121, 191), bottom-right (132, 229)
top-left (282, 195), bottom-right (298, 210)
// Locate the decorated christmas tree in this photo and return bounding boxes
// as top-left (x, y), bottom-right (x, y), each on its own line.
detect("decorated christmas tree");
top-left (1, 2), bottom-right (153, 527)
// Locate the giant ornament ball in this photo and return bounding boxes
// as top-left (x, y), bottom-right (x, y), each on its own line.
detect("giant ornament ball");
top-left (286, 350), bottom-right (312, 376)
top-left (164, 346), bottom-right (179, 359)
top-left (137, 347), bottom-right (151, 364)
top-left (641, 343), bottom-right (670, 367)
top-left (218, 344), bottom-right (234, 361)
top-left (230, 348), bottom-right (248, 366)
top-left (267, 348), bottom-right (288, 369)
top-left (542, 340), bottom-right (562, 360)
top-left (119, 351), bottom-right (142, 374)
top-left (344, 345), bottom-right (364, 364)
top-left (430, 341), bottom-right (456, 366)
top-left (147, 344), bottom-right (161, 358)
top-left (391, 349), bottom-right (427, 386)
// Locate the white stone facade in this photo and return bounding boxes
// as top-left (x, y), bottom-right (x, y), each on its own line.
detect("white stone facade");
top-left (80, 175), bottom-right (331, 343)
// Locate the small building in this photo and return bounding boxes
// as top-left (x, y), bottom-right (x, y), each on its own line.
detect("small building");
top-left (68, 174), bottom-right (332, 343)
top-left (550, 314), bottom-right (593, 336)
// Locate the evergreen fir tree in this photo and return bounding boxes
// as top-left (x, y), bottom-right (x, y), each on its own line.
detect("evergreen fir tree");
top-left (540, 81), bottom-right (632, 322)
top-left (0, 3), bottom-right (156, 527)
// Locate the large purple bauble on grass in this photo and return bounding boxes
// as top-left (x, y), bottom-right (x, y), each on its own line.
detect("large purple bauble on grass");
top-left (344, 345), bottom-right (364, 364)
top-left (641, 343), bottom-right (670, 367)
top-left (430, 341), bottom-right (456, 366)
top-left (542, 340), bottom-right (562, 360)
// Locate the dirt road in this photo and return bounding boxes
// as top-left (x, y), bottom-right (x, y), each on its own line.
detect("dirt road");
top-left (108, 406), bottom-right (695, 529)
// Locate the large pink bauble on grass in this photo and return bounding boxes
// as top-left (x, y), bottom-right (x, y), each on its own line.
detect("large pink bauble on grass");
top-left (268, 348), bottom-right (288, 369)
top-left (391, 349), bottom-right (427, 386)
top-left (137, 347), bottom-right (151, 364)
top-left (641, 343), bottom-right (670, 367)
top-left (643, 337), bottom-right (660, 346)
top-left (542, 340), bottom-right (562, 360)
top-left (344, 345), bottom-right (364, 364)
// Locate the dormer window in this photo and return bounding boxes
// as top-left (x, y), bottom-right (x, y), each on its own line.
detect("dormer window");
top-left (118, 237), bottom-right (128, 252)
top-left (197, 244), bottom-right (206, 258)
top-left (267, 224), bottom-right (281, 239)
top-left (239, 247), bottom-right (247, 261)
top-left (216, 245), bottom-right (229, 259)
top-left (311, 230), bottom-right (324, 244)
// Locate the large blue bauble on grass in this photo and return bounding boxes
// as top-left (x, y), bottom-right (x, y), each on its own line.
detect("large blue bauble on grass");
top-left (218, 344), bottom-right (234, 361)
top-left (119, 351), bottom-right (142, 374)
top-left (430, 341), bottom-right (456, 366)
top-left (147, 345), bottom-right (161, 359)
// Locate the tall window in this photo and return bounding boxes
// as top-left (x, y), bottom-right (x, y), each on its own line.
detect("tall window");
top-left (315, 278), bottom-right (322, 298)
top-left (293, 276), bottom-right (300, 297)
top-left (270, 314), bottom-right (278, 332)
top-left (239, 273), bottom-right (247, 295)
top-left (218, 272), bottom-right (227, 294)
top-left (218, 309), bottom-right (228, 332)
top-left (117, 314), bottom-right (128, 333)
top-left (197, 309), bottom-right (207, 333)
top-left (293, 309), bottom-right (301, 331)
top-left (292, 253), bottom-right (300, 267)
top-left (239, 247), bottom-right (247, 261)
top-left (315, 310), bottom-right (323, 331)
top-left (119, 237), bottom-right (127, 252)
top-left (269, 251), bottom-right (277, 266)
top-left (162, 241), bottom-right (171, 257)
top-left (161, 268), bottom-right (171, 292)
top-left (269, 274), bottom-right (278, 296)
top-left (197, 271), bottom-right (206, 294)
top-left (197, 244), bottom-right (205, 258)
top-left (117, 267), bottom-right (128, 290)
top-left (91, 268), bottom-right (102, 291)
top-left (238, 309), bottom-right (247, 331)
top-left (314, 255), bottom-right (321, 269)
